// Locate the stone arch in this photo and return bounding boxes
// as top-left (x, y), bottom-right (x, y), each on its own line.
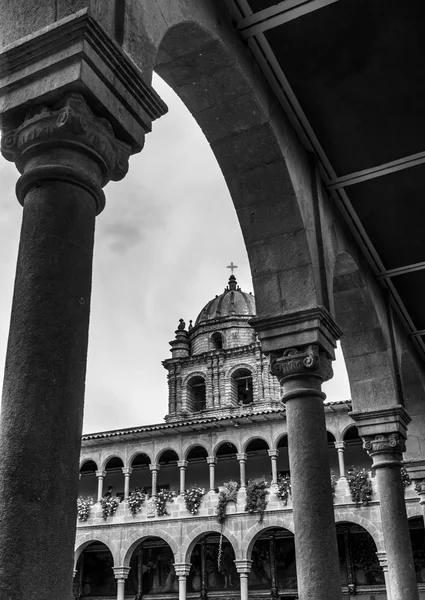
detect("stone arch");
top-left (213, 439), bottom-right (241, 456)
top-left (101, 453), bottom-right (126, 471)
top-left (182, 371), bottom-right (207, 388)
top-left (183, 442), bottom-right (209, 460)
top-left (274, 433), bottom-right (288, 449)
top-left (128, 450), bottom-right (152, 468)
top-left (334, 512), bottom-right (384, 552)
top-left (79, 458), bottom-right (98, 471)
top-left (332, 250), bottom-right (397, 412)
top-left (74, 534), bottom-right (117, 569)
top-left (243, 520), bottom-right (295, 560)
top-left (243, 436), bottom-right (270, 453)
top-left (181, 523), bottom-right (241, 563)
top-left (155, 447), bottom-right (180, 465)
top-left (121, 530), bottom-right (180, 567)
top-left (226, 363), bottom-right (256, 380)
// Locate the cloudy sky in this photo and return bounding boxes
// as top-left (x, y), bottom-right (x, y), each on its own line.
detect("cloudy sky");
top-left (0, 76), bottom-right (350, 434)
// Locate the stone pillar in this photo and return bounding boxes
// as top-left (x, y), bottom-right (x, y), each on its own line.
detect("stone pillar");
top-left (376, 551), bottom-right (392, 600)
top-left (178, 460), bottom-right (188, 495)
top-left (268, 449), bottom-right (279, 485)
top-left (207, 457), bottom-right (217, 492)
top-left (96, 470), bottom-right (106, 502)
top-left (234, 560), bottom-right (252, 600)
top-left (113, 567), bottom-right (131, 600)
top-left (237, 453), bottom-right (247, 490)
top-left (335, 441), bottom-right (346, 478)
top-left (122, 467), bottom-right (132, 499)
top-left (351, 406), bottom-right (418, 600)
top-left (174, 563), bottom-right (191, 600)
top-left (150, 464), bottom-right (159, 497)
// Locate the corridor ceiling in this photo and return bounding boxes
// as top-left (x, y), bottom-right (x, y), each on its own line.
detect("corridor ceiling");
top-left (227, 0), bottom-right (425, 362)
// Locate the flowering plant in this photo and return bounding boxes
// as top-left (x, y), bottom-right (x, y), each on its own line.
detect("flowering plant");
top-left (401, 466), bottom-right (411, 489)
top-left (128, 488), bottom-right (146, 515)
top-left (184, 485), bottom-right (206, 515)
top-left (100, 496), bottom-right (120, 520)
top-left (276, 474), bottom-right (291, 503)
top-left (155, 489), bottom-right (175, 516)
top-left (331, 470), bottom-right (338, 496)
top-left (347, 466), bottom-right (373, 507)
top-left (245, 478), bottom-right (269, 523)
top-left (216, 480), bottom-right (239, 525)
top-left (77, 497), bottom-right (93, 522)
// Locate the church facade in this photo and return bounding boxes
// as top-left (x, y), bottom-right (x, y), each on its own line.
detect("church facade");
top-left (75, 276), bottom-right (425, 600)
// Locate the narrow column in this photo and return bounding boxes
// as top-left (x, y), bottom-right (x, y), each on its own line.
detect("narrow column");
top-left (269, 533), bottom-right (278, 600)
top-left (376, 551), bottom-right (392, 600)
top-left (334, 441), bottom-right (346, 478)
top-left (136, 545), bottom-right (143, 600)
top-left (178, 460), bottom-right (188, 495)
top-left (96, 470), bottom-right (106, 502)
top-left (174, 563), bottom-right (191, 600)
top-left (268, 449), bottom-right (279, 485)
top-left (122, 467), bottom-right (132, 499)
top-left (150, 464), bottom-right (159, 497)
top-left (207, 457), bottom-right (217, 492)
top-left (269, 344), bottom-right (342, 600)
top-left (237, 453), bottom-right (247, 490)
top-left (234, 560), bottom-right (252, 600)
top-left (201, 540), bottom-right (207, 600)
top-left (113, 567), bottom-right (131, 600)
top-left (351, 406), bottom-right (418, 600)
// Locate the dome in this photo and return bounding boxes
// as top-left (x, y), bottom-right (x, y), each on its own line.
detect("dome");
top-left (195, 275), bottom-right (256, 326)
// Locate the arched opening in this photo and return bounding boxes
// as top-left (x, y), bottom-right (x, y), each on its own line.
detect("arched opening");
top-left (79, 460), bottom-right (98, 499)
top-left (336, 523), bottom-right (384, 588)
top-left (74, 542), bottom-right (115, 598)
top-left (187, 376), bottom-right (206, 412)
top-left (130, 453), bottom-right (152, 494)
top-left (211, 331), bottom-right (224, 350)
top-left (104, 457), bottom-right (124, 501)
top-left (276, 436), bottom-right (290, 478)
top-left (409, 516), bottom-right (425, 582)
top-left (232, 368), bottom-right (253, 406)
top-left (343, 426), bottom-right (372, 472)
top-left (157, 449), bottom-right (179, 493)
top-left (186, 445), bottom-right (209, 490)
top-left (188, 533), bottom-right (239, 593)
top-left (215, 442), bottom-right (239, 487)
top-left (126, 537), bottom-right (176, 596)
top-left (245, 438), bottom-right (270, 482)
top-left (249, 527), bottom-right (296, 592)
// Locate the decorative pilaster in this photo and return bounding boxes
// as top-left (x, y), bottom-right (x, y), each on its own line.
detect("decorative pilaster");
top-left (268, 449), bottom-right (279, 485)
top-left (149, 464), bottom-right (159, 497)
top-left (207, 457), bottom-right (217, 492)
top-left (113, 567), bottom-right (131, 600)
top-left (237, 453), bottom-right (247, 490)
top-left (96, 470), bottom-right (106, 503)
top-left (234, 559), bottom-right (252, 600)
top-left (122, 467), bottom-right (132, 499)
top-left (174, 563), bottom-right (191, 600)
top-left (334, 441), bottom-right (346, 478)
top-left (178, 460), bottom-right (188, 495)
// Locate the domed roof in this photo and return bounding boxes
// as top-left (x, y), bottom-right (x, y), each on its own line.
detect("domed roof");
top-left (195, 275), bottom-right (256, 326)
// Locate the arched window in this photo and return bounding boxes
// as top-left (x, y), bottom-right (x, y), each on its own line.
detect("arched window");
top-left (187, 376), bottom-right (206, 411)
top-left (231, 368), bottom-right (253, 405)
top-left (211, 331), bottom-right (224, 350)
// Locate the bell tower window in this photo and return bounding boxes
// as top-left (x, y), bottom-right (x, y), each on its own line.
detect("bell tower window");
top-left (187, 376), bottom-right (206, 412)
top-left (211, 331), bottom-right (224, 350)
top-left (232, 368), bottom-right (253, 405)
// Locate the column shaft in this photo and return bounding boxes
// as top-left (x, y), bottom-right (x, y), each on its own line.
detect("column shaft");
top-left (116, 579), bottom-right (125, 600)
top-left (124, 475), bottom-right (131, 499)
top-left (178, 576), bottom-right (187, 600)
top-left (335, 442), bottom-right (346, 478)
top-left (97, 474), bottom-right (105, 502)
top-left (207, 457), bottom-right (216, 492)
top-left (240, 574), bottom-right (248, 600)
top-left (237, 454), bottom-right (247, 489)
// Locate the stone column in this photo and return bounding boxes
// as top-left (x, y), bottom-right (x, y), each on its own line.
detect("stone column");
top-left (178, 460), bottom-right (188, 495)
top-left (174, 563), bottom-right (191, 600)
top-left (234, 560), bottom-right (252, 600)
top-left (96, 470), bottom-right (106, 502)
top-left (122, 467), bottom-right (132, 499)
top-left (351, 406), bottom-right (418, 600)
top-left (207, 457), bottom-right (217, 492)
top-left (150, 464), bottom-right (159, 497)
top-left (237, 453), bottom-right (247, 490)
top-left (113, 567), bottom-right (131, 600)
top-left (376, 551), bottom-right (392, 600)
top-left (335, 441), bottom-right (346, 478)
top-left (268, 449), bottom-right (279, 485)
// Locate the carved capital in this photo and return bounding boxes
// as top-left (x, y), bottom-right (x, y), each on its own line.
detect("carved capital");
top-left (177, 460), bottom-right (188, 469)
top-left (234, 559), bottom-right (252, 575)
top-left (95, 470), bottom-right (106, 478)
top-left (2, 93), bottom-right (131, 213)
top-left (270, 344), bottom-right (333, 384)
top-left (174, 563), bottom-right (191, 578)
top-left (362, 433), bottom-right (405, 468)
top-left (113, 566), bottom-right (131, 580)
top-left (376, 551), bottom-right (388, 571)
top-left (236, 453), bottom-right (247, 462)
top-left (122, 467), bottom-right (132, 476)
top-left (334, 441), bottom-right (346, 451)
top-left (149, 464), bottom-right (160, 472)
top-left (206, 457), bottom-right (217, 466)
top-left (268, 449), bottom-right (279, 459)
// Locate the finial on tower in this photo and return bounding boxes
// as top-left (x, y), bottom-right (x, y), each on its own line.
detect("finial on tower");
top-left (227, 262), bottom-right (238, 290)
top-left (227, 262), bottom-right (238, 275)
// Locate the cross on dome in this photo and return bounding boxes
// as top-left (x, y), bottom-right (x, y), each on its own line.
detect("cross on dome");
top-left (227, 262), bottom-right (238, 275)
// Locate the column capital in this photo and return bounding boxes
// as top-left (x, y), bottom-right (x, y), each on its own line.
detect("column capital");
top-left (122, 467), bottom-right (132, 476)
top-left (268, 449), bottom-right (279, 458)
top-left (149, 463), bottom-right (160, 472)
top-left (234, 559), bottom-right (252, 574)
top-left (249, 306), bottom-right (342, 360)
top-left (376, 551), bottom-right (388, 571)
top-left (236, 453), bottom-right (247, 462)
top-left (270, 344), bottom-right (334, 386)
top-left (206, 456), bottom-right (217, 465)
top-left (95, 470), bottom-right (106, 478)
top-left (173, 563), bottom-right (191, 577)
top-left (177, 460), bottom-right (188, 469)
top-left (362, 433), bottom-right (405, 468)
top-left (403, 458), bottom-right (425, 481)
top-left (113, 566), bottom-right (131, 580)
top-left (334, 441), bottom-right (346, 450)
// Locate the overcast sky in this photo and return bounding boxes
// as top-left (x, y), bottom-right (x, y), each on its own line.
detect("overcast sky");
top-left (0, 76), bottom-right (350, 434)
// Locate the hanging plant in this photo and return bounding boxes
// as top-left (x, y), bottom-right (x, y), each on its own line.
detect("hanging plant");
top-left (276, 474), bottom-right (291, 504)
top-left (128, 488), bottom-right (146, 515)
top-left (100, 496), bottom-right (120, 520)
top-left (216, 480), bottom-right (239, 525)
top-left (77, 497), bottom-right (93, 522)
top-left (155, 489), bottom-right (175, 517)
top-left (245, 478), bottom-right (269, 523)
top-left (401, 466), bottom-right (411, 489)
top-left (331, 470), bottom-right (338, 496)
top-left (347, 466), bottom-right (373, 507)
top-left (184, 485), bottom-right (206, 515)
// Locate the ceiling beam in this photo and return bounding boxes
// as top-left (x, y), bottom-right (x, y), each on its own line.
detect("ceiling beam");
top-left (238, 0), bottom-right (340, 37)
top-left (411, 330), bottom-right (425, 338)
top-left (326, 150), bottom-right (425, 191)
top-left (377, 262), bottom-right (425, 279)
